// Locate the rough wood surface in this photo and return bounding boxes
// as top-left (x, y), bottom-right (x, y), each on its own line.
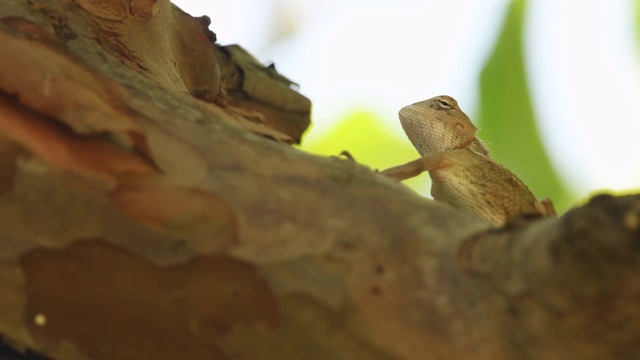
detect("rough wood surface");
top-left (0, 1), bottom-right (639, 359)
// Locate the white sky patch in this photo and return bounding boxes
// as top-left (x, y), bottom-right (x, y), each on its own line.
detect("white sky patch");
top-left (173, 0), bottom-right (509, 136)
top-left (260, 0), bottom-right (509, 137)
top-left (526, 0), bottom-right (640, 193)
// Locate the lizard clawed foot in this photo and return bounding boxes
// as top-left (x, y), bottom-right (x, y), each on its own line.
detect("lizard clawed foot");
top-left (338, 150), bottom-right (357, 163)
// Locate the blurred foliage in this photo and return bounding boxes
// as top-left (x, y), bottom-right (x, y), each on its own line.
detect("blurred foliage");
top-left (300, 111), bottom-right (428, 191)
top-left (478, 0), bottom-right (572, 212)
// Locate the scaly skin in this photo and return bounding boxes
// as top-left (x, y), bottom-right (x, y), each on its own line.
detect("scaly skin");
top-left (383, 95), bottom-right (554, 226)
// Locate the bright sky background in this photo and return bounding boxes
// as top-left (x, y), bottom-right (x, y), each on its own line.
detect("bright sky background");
top-left (173, 0), bottom-right (640, 198)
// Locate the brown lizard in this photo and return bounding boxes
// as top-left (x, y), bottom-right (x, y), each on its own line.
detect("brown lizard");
top-left (382, 95), bottom-right (555, 226)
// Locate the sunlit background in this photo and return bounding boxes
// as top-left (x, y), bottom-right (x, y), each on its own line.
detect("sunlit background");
top-left (174, 0), bottom-right (640, 212)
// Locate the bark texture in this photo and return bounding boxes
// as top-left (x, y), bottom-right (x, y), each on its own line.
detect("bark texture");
top-left (0, 1), bottom-right (639, 359)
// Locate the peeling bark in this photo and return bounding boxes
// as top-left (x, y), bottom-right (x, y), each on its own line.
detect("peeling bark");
top-left (0, 1), bottom-right (639, 359)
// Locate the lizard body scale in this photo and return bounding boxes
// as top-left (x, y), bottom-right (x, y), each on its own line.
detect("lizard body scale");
top-left (382, 95), bottom-right (554, 226)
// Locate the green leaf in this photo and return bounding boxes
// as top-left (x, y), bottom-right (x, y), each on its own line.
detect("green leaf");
top-left (478, 0), bottom-right (572, 212)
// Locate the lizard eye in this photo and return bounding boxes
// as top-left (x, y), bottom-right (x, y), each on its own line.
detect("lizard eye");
top-left (436, 99), bottom-right (453, 109)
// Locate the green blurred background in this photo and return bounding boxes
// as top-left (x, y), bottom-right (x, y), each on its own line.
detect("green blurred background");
top-left (176, 0), bottom-right (640, 213)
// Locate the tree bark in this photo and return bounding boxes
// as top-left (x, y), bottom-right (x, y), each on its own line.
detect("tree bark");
top-left (0, 1), bottom-right (638, 359)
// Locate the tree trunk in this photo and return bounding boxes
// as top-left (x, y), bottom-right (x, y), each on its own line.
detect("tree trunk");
top-left (0, 1), bottom-right (638, 359)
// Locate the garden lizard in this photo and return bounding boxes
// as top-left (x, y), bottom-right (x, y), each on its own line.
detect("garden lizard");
top-left (381, 95), bottom-right (555, 226)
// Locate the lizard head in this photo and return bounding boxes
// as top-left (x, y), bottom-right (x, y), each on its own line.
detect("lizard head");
top-left (398, 95), bottom-right (478, 155)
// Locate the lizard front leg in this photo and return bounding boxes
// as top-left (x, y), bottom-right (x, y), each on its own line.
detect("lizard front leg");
top-left (380, 151), bottom-right (450, 181)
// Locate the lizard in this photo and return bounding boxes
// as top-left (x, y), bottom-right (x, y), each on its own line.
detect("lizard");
top-left (381, 95), bottom-right (555, 226)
